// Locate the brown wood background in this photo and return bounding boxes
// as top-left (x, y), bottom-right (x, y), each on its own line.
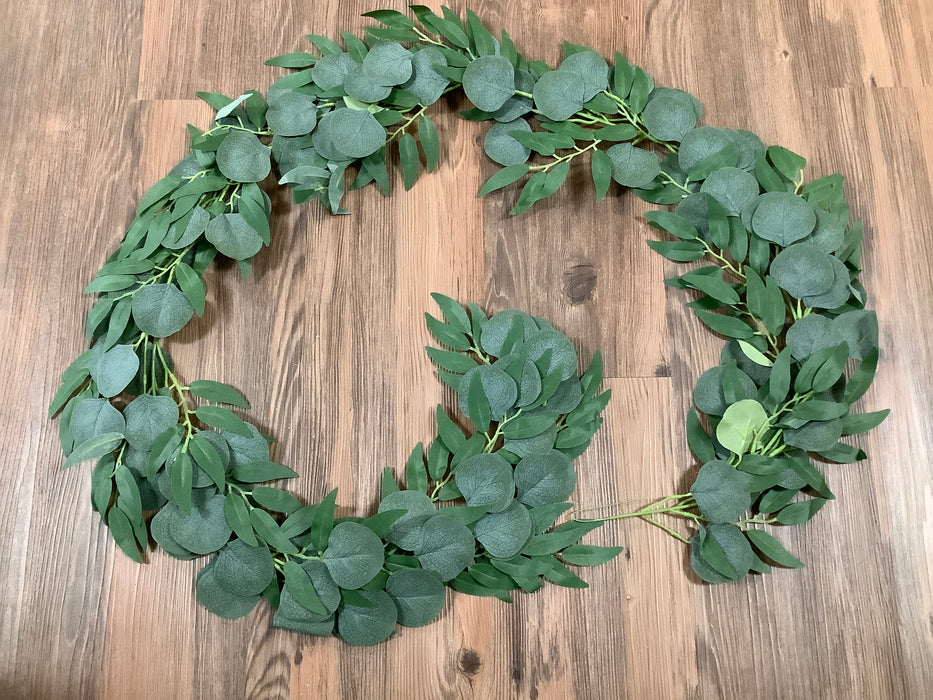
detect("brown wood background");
top-left (1, 0), bottom-right (931, 697)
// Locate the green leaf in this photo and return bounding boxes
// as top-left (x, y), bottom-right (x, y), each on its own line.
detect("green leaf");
top-left (606, 143), bottom-right (660, 188)
top-left (328, 108), bottom-right (386, 159)
top-left (310, 488), bottom-right (338, 553)
top-left (560, 544), bottom-right (624, 567)
top-left (678, 127), bottom-right (734, 174)
top-left (533, 69), bottom-right (586, 121)
top-left (458, 365), bottom-right (518, 422)
top-left (700, 166), bottom-right (759, 217)
top-left (378, 489), bottom-right (435, 549)
top-left (250, 508), bottom-right (299, 554)
top-left (644, 210), bottom-right (699, 240)
top-left (513, 450), bottom-right (576, 507)
top-left (590, 149), bottom-right (612, 202)
top-left (690, 460), bottom-right (752, 523)
top-left (223, 493), bottom-right (258, 546)
top-left (230, 460), bottom-right (298, 482)
top-left (404, 443), bottom-right (429, 493)
top-left (776, 498), bottom-right (827, 525)
top-left (398, 132), bottom-right (420, 191)
top-left (216, 131), bottom-right (271, 183)
top-left (474, 500), bottom-right (533, 559)
top-left (767, 145), bottom-right (806, 182)
top-left (205, 213), bottom-right (264, 261)
top-left (87, 344), bottom-right (139, 398)
top-left (196, 562), bottom-right (259, 620)
top-left (189, 379), bottom-right (250, 408)
top-left (484, 118), bottom-right (531, 166)
top-left (716, 399), bottom-right (768, 455)
top-left (646, 239), bottom-right (706, 262)
top-left (693, 310), bottom-right (755, 340)
top-left (64, 432), bottom-right (123, 469)
top-left (195, 405), bottom-right (252, 438)
top-left (362, 42), bottom-right (413, 86)
top-left (213, 539), bottom-right (276, 596)
top-left (435, 405), bottom-right (466, 452)
top-left (323, 521), bottom-right (385, 589)
top-left (455, 453), bottom-right (515, 513)
top-left (751, 192), bottom-right (817, 245)
top-left (124, 395), bottom-right (179, 451)
top-left (403, 46), bottom-right (450, 105)
top-left (131, 284), bottom-right (194, 338)
top-left (336, 590), bottom-right (397, 646)
top-left (169, 452), bottom-right (193, 512)
top-left (415, 515), bottom-right (475, 581)
top-left (265, 51), bottom-right (317, 68)
top-left (425, 312), bottom-right (471, 351)
top-left (266, 89), bottom-right (317, 137)
top-left (641, 87), bottom-right (701, 142)
top-left (418, 114), bottom-right (440, 171)
top-left (844, 349), bottom-right (879, 404)
top-left (284, 560), bottom-right (328, 616)
top-left (385, 568), bottom-right (446, 627)
top-left (173, 262), bottom-right (206, 317)
top-left (168, 492), bottom-right (232, 554)
top-left (745, 529), bottom-right (804, 568)
top-left (463, 55), bottom-right (515, 112)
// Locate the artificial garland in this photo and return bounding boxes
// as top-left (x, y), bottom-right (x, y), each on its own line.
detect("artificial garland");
top-left (49, 6), bottom-right (887, 645)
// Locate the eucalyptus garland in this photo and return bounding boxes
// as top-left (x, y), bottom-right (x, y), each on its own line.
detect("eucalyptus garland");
top-left (49, 6), bottom-right (886, 645)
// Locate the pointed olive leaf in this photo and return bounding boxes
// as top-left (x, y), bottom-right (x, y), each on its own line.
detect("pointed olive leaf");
top-left (224, 422), bottom-right (268, 467)
top-left (273, 586), bottom-right (334, 636)
top-left (146, 425), bottom-right (184, 477)
top-left (336, 589), bottom-right (397, 646)
top-left (212, 539), bottom-right (275, 597)
top-left (385, 568), bottom-right (446, 627)
top-left (690, 460), bottom-right (752, 523)
top-left (737, 340), bottom-right (772, 367)
top-left (784, 417), bottom-right (844, 452)
top-left (645, 239), bottom-right (706, 262)
top-left (415, 515), bottom-right (475, 581)
top-left (693, 310), bottom-right (755, 340)
top-left (223, 493), bottom-right (257, 546)
top-left (716, 399), bottom-right (768, 455)
top-left (644, 210), bottom-right (699, 240)
top-left (680, 270), bottom-right (740, 305)
top-left (131, 284), bottom-right (193, 338)
top-left (811, 343), bottom-right (849, 392)
top-left (789, 400), bottom-right (850, 422)
top-left (750, 192), bottom-right (817, 245)
top-left (106, 506), bottom-right (144, 562)
top-left (833, 310), bottom-right (878, 361)
top-left (215, 131), bottom-right (271, 183)
top-left (425, 347), bottom-right (476, 374)
top-left (706, 523), bottom-right (756, 580)
top-left (266, 89), bottom-right (317, 137)
top-left (641, 87), bottom-right (702, 142)
top-left (189, 379), bottom-right (250, 408)
top-left (230, 461), bottom-right (298, 483)
top-left (466, 371), bottom-right (492, 432)
top-left (265, 50), bottom-right (316, 68)
top-left (417, 114), bottom-right (441, 172)
top-left (435, 405), bottom-right (467, 453)
top-left (678, 127), bottom-right (734, 173)
top-left (424, 312), bottom-right (471, 351)
top-left (686, 408), bottom-right (716, 462)
top-left (283, 560), bottom-right (328, 616)
top-left (463, 55), bottom-right (515, 112)
top-left (427, 292), bottom-right (470, 333)
top-left (455, 453), bottom-right (515, 513)
top-left (513, 450), bottom-right (576, 507)
top-left (403, 443), bottom-right (429, 493)
top-left (560, 544), bottom-right (624, 567)
top-left (841, 408), bottom-right (889, 436)
top-left (303, 486), bottom-right (337, 553)
top-left (124, 395), bottom-right (178, 451)
top-left (589, 148), bottom-right (612, 202)
top-left (767, 145), bottom-right (806, 182)
top-left (71, 398), bottom-right (125, 444)
top-left (699, 166), bottom-right (759, 217)
top-left (776, 498), bottom-right (827, 525)
top-left (323, 521), bottom-right (385, 589)
top-left (522, 519), bottom-right (602, 556)
top-left (173, 261), bottom-right (206, 317)
top-left (249, 508), bottom-right (298, 554)
top-left (169, 452), bottom-right (193, 513)
top-left (474, 500), bottom-right (533, 559)
top-left (378, 489), bottom-right (435, 549)
top-left (559, 50), bottom-right (609, 101)
top-left (745, 529), bottom-right (804, 568)
top-left (397, 132), bottom-right (420, 191)
top-left (816, 441), bottom-right (866, 463)
top-left (195, 405), bottom-right (252, 438)
top-left (606, 143), bottom-right (660, 188)
top-left (769, 243), bottom-right (835, 299)
top-left (196, 563), bottom-right (260, 620)
top-left (527, 502), bottom-right (573, 535)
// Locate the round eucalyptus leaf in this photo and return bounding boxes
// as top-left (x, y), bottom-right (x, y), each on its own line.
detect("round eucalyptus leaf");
top-left (751, 192), bottom-right (818, 246)
top-left (205, 213), bottom-right (263, 260)
top-left (458, 365), bottom-right (519, 422)
top-left (150, 506), bottom-right (196, 560)
top-left (801, 255), bottom-right (850, 309)
top-left (212, 538), bottom-right (275, 597)
top-left (88, 344), bottom-right (140, 398)
top-left (492, 69), bottom-right (534, 122)
top-left (310, 111), bottom-right (353, 162)
top-left (71, 398), bottom-right (126, 444)
top-left (291, 560), bottom-right (341, 615)
top-left (322, 521), bottom-right (385, 589)
top-left (415, 515), bottom-right (475, 581)
top-left (514, 449), bottom-right (576, 507)
top-left (480, 309), bottom-right (538, 356)
top-left (378, 490), bottom-right (436, 550)
top-left (473, 500), bottom-right (532, 559)
top-left (678, 127), bottom-right (734, 173)
top-left (385, 568), bottom-right (446, 628)
top-left (224, 422), bottom-right (269, 467)
top-left (606, 143), bottom-right (660, 188)
top-left (343, 65), bottom-right (392, 103)
top-left (123, 394), bottom-right (179, 451)
top-left (690, 460), bottom-right (752, 524)
top-left (699, 166), bottom-right (759, 217)
top-left (131, 283), bottom-right (193, 338)
top-left (832, 309), bottom-right (878, 360)
top-left (533, 69), bottom-right (586, 121)
top-left (216, 131), bottom-right (271, 183)
top-left (336, 589), bottom-right (398, 646)
top-left (769, 243), bottom-right (835, 298)
top-left (692, 365), bottom-right (757, 417)
top-left (723, 128), bottom-right (766, 171)
top-left (266, 89), bottom-right (317, 137)
top-left (273, 586), bottom-right (335, 636)
top-left (503, 424), bottom-right (557, 459)
top-left (403, 46), bottom-right (449, 106)
top-left (805, 208), bottom-right (846, 253)
top-left (483, 118), bottom-right (532, 166)
top-left (642, 87), bottom-right (702, 142)
top-left (455, 453), bottom-right (515, 513)
top-left (169, 492), bottom-right (232, 555)
top-left (543, 378), bottom-right (583, 413)
top-left (311, 52), bottom-right (356, 90)
top-left (329, 108), bottom-right (387, 159)
top-left (559, 50), bottom-right (609, 101)
top-left (462, 55), bottom-right (515, 112)
top-left (493, 355), bottom-right (542, 407)
top-left (362, 42), bottom-right (413, 86)
top-left (524, 329), bottom-right (579, 381)
top-left (786, 314), bottom-right (837, 360)
top-left (716, 399), bottom-right (768, 455)
top-left (196, 562), bottom-right (260, 620)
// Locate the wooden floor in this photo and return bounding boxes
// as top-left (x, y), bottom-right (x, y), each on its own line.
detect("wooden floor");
top-left (1, 0), bottom-right (931, 697)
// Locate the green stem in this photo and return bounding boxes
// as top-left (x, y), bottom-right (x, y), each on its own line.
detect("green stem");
top-left (528, 139), bottom-right (603, 174)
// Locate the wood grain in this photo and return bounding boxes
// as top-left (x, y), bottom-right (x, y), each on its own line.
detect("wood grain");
top-left (1, 0), bottom-right (931, 697)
